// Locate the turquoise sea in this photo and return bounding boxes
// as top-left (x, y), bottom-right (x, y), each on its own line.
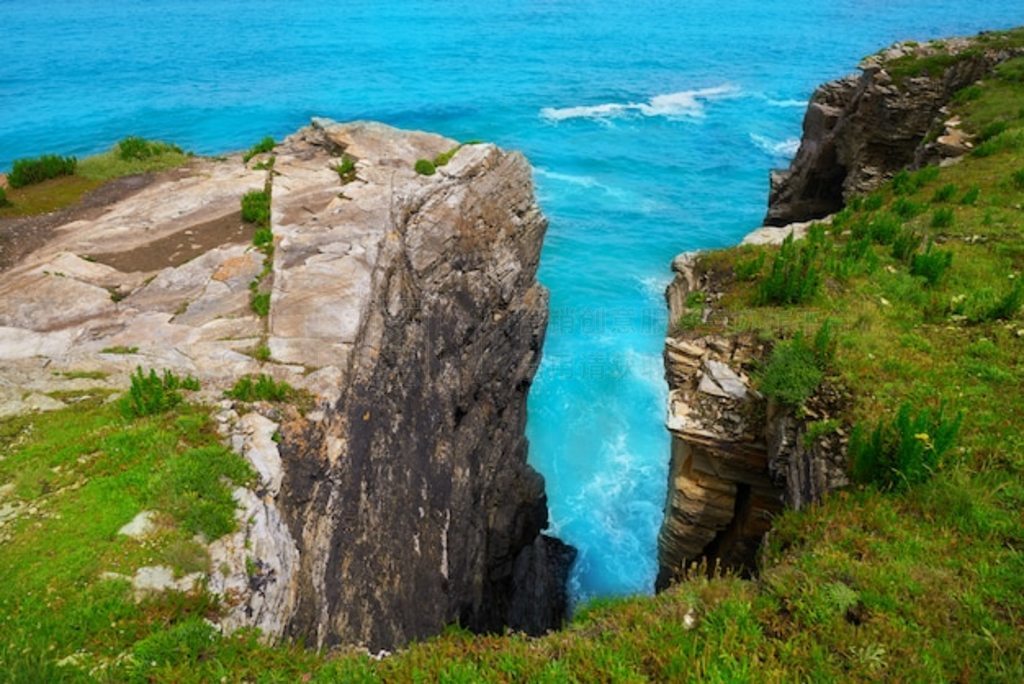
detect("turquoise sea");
top-left (2, 1), bottom-right (1021, 604)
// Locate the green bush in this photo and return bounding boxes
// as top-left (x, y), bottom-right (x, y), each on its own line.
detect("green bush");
top-left (243, 136), bottom-right (276, 163)
top-left (253, 227), bottom-right (273, 250)
top-left (850, 403), bottom-right (963, 491)
top-left (225, 374), bottom-right (294, 402)
top-left (973, 129), bottom-right (1024, 158)
top-left (959, 186), bottom-right (981, 205)
top-left (891, 166), bottom-right (939, 196)
top-left (910, 242), bottom-right (953, 286)
top-left (867, 212), bottom-right (901, 245)
top-left (755, 233), bottom-right (821, 306)
top-left (434, 146), bottom-right (462, 167)
top-left (892, 197), bottom-right (924, 220)
top-left (979, 121), bottom-right (1008, 142)
top-left (891, 227), bottom-right (923, 263)
top-left (131, 618), bottom-right (218, 673)
top-left (0, 186), bottom-right (9, 208)
top-left (120, 367), bottom-right (200, 418)
top-left (931, 183), bottom-right (957, 203)
top-left (734, 252), bottom-right (765, 281)
top-left (241, 190), bottom-right (270, 226)
top-left (1011, 168), bottom-right (1024, 190)
top-left (333, 155), bottom-right (357, 183)
top-left (758, 321), bottom-right (835, 407)
top-left (8, 154), bottom-right (77, 188)
top-left (930, 207), bottom-right (954, 228)
top-left (250, 291), bottom-right (271, 317)
top-left (955, 280), bottom-right (1024, 323)
top-left (117, 136), bottom-right (182, 161)
top-left (863, 193), bottom-right (884, 211)
top-left (414, 159), bottom-right (436, 176)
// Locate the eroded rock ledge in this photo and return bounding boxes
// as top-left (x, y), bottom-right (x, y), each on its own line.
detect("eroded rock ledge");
top-left (0, 120), bottom-right (573, 650)
top-left (766, 32), bottom-right (1024, 226)
top-left (656, 254), bottom-right (848, 589)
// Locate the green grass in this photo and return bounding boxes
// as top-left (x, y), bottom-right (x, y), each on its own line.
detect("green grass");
top-left (100, 345), bottom-right (139, 355)
top-left (77, 138), bottom-right (191, 181)
top-left (224, 374), bottom-right (295, 403)
top-left (0, 185), bottom-right (10, 207)
top-left (243, 136), bottom-right (276, 163)
top-left (241, 189), bottom-right (270, 226)
top-left (333, 155), bottom-right (357, 183)
top-left (8, 154), bottom-right (77, 188)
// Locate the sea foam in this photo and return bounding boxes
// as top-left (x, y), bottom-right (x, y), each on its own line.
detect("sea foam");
top-left (540, 85), bottom-right (739, 122)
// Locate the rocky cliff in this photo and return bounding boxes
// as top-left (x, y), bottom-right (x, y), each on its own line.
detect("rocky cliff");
top-left (766, 32), bottom-right (1024, 226)
top-left (656, 254), bottom-right (848, 588)
top-left (0, 120), bottom-right (573, 650)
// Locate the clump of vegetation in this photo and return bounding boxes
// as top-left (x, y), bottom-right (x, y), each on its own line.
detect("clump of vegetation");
top-left (891, 166), bottom-right (939, 196)
top-left (241, 189), bottom-right (271, 226)
top-left (891, 197), bottom-right (924, 219)
top-left (117, 136), bottom-right (183, 161)
top-left (225, 374), bottom-right (294, 402)
top-left (120, 367), bottom-right (200, 418)
top-left (252, 156), bottom-right (276, 171)
top-left (153, 445), bottom-right (254, 538)
top-left (930, 183), bottom-right (957, 203)
top-left (755, 233), bottom-right (821, 306)
top-left (433, 145), bottom-right (462, 167)
top-left (930, 207), bottom-right (954, 228)
top-left (250, 290), bottom-right (271, 317)
top-left (333, 155), bottom-right (357, 183)
top-left (734, 251), bottom-right (765, 281)
top-left (1011, 167), bottom-right (1024, 189)
top-left (253, 226), bottom-right (273, 251)
top-left (910, 242), bottom-right (953, 286)
top-left (952, 280), bottom-right (1024, 323)
top-left (0, 186), bottom-right (10, 208)
top-left (243, 136), bottom-right (276, 163)
top-left (8, 154), bottom-right (78, 188)
top-left (757, 321), bottom-right (835, 407)
top-left (850, 402), bottom-right (963, 490)
top-left (100, 345), bottom-right (139, 355)
top-left (414, 159), bottom-right (436, 176)
top-left (891, 226), bottom-right (923, 263)
top-left (959, 185), bottom-right (980, 205)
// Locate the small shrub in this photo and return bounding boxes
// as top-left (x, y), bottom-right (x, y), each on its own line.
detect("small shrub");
top-left (973, 129), bottom-right (1024, 158)
top-left (758, 321), bottom-right (835, 408)
top-left (252, 342), bottom-right (271, 362)
top-left (891, 227), bottom-right (923, 263)
top-left (414, 159), bottom-right (436, 176)
top-left (910, 242), bottom-right (953, 286)
top-left (930, 207), bottom-right (954, 229)
top-left (225, 374), bottom-right (294, 402)
top-left (253, 227), bottom-right (273, 250)
top-left (957, 280), bottom-right (1024, 323)
top-left (241, 190), bottom-right (270, 226)
top-left (863, 193), bottom-right (884, 211)
top-left (8, 154), bottom-right (77, 188)
top-left (867, 212), bottom-right (901, 245)
top-left (250, 291), bottom-right (271, 317)
top-left (931, 183), bottom-right (957, 203)
top-left (434, 146), bottom-right (461, 167)
top-left (117, 136), bottom-right (182, 161)
top-left (979, 121), bottom-right (1008, 142)
top-left (131, 618), bottom-right (218, 673)
top-left (850, 403), bottom-right (963, 491)
top-left (0, 186), bottom-right (9, 208)
top-left (959, 186), bottom-right (981, 205)
top-left (243, 136), bottom-right (276, 163)
top-left (892, 197), bottom-right (924, 220)
top-left (1011, 168), bottom-right (1024, 190)
top-left (988, 280), bottom-right (1024, 321)
top-left (120, 367), bottom-right (199, 418)
top-left (755, 233), bottom-right (821, 306)
top-left (333, 155), bottom-right (357, 183)
top-left (734, 252), bottom-right (765, 281)
top-left (891, 170), bottom-right (914, 196)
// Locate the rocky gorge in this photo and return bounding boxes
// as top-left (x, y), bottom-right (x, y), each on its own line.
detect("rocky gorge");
top-left (0, 120), bottom-right (573, 650)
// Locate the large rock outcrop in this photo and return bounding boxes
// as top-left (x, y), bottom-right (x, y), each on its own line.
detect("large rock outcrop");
top-left (656, 253), bottom-right (848, 589)
top-left (766, 32), bottom-right (1024, 226)
top-left (0, 120), bottom-right (573, 650)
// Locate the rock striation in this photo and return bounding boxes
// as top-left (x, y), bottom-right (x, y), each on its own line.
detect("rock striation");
top-left (0, 120), bottom-right (573, 649)
top-left (657, 248), bottom-right (849, 589)
top-left (766, 33), bottom-right (1024, 226)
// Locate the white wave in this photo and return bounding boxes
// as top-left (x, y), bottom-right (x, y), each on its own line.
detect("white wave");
top-left (750, 133), bottom-right (800, 158)
top-left (534, 167), bottom-right (603, 188)
top-left (637, 274), bottom-right (672, 299)
top-left (541, 84), bottom-right (739, 122)
top-left (766, 97), bottom-right (807, 108)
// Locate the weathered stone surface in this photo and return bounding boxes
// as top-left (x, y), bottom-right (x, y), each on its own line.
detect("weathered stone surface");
top-left (765, 36), bottom-right (1024, 226)
top-left (657, 252), bottom-right (847, 590)
top-left (117, 511), bottom-right (157, 539)
top-left (0, 120), bottom-right (571, 650)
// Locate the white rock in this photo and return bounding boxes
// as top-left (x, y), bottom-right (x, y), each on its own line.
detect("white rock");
top-left (117, 510), bottom-right (157, 538)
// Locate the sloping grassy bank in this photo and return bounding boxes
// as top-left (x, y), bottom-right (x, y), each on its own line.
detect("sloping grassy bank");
top-left (2, 51), bottom-right (1024, 684)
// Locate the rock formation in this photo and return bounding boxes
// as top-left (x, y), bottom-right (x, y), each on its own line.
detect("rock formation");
top-left (0, 120), bottom-right (573, 649)
top-left (766, 33), bottom-right (1024, 226)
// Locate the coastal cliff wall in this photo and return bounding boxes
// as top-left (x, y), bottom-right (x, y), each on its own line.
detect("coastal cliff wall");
top-left (766, 33), bottom-right (1024, 226)
top-left (0, 121), bottom-right (573, 651)
top-left (656, 255), bottom-right (847, 587)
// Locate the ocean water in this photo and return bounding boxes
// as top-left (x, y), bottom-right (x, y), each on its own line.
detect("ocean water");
top-left (2, 1), bottom-right (1021, 604)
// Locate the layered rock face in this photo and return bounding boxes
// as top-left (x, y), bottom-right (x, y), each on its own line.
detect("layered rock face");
top-left (0, 120), bottom-right (572, 649)
top-left (656, 254), bottom-right (848, 589)
top-left (766, 35), bottom-right (1024, 226)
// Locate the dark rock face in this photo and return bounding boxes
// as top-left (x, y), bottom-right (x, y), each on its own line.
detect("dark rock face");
top-left (274, 126), bottom-right (572, 651)
top-left (766, 37), bottom-right (1024, 226)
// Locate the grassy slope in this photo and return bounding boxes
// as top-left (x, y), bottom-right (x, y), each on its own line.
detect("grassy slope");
top-left (0, 142), bottom-right (191, 219)
top-left (2, 54), bottom-right (1023, 684)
